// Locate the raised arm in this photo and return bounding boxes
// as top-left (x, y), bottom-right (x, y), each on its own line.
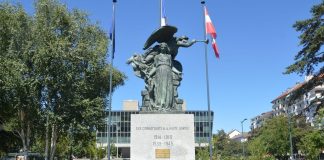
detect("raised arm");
top-left (177, 39), bottom-right (197, 48)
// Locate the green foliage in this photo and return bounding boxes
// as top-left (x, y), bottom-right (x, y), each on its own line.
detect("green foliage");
top-left (31, 131), bottom-right (103, 159)
top-left (247, 137), bottom-right (265, 160)
top-left (257, 116), bottom-right (290, 159)
top-left (298, 129), bottom-right (324, 160)
top-left (0, 1), bottom-right (41, 152)
top-left (31, 0), bottom-right (125, 131)
top-left (195, 147), bottom-right (209, 160)
top-left (284, 1), bottom-right (324, 103)
top-left (297, 107), bottom-right (324, 160)
top-left (71, 132), bottom-right (103, 158)
top-left (292, 116), bottom-right (312, 152)
top-left (247, 136), bottom-right (276, 160)
top-left (285, 1), bottom-right (323, 75)
top-left (54, 135), bottom-right (70, 158)
top-left (213, 130), bottom-right (242, 159)
top-left (314, 107), bottom-right (324, 129)
top-left (95, 146), bottom-right (107, 160)
top-left (248, 112), bottom-right (324, 160)
top-left (0, 131), bottom-right (21, 154)
top-left (110, 143), bottom-right (118, 158)
top-left (0, 0), bottom-right (126, 157)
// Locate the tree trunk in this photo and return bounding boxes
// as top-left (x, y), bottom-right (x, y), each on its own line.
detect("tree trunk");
top-left (19, 110), bottom-right (28, 150)
top-left (49, 124), bottom-right (58, 160)
top-left (27, 122), bottom-right (30, 150)
top-left (45, 113), bottom-right (49, 160)
top-left (25, 122), bottom-right (31, 160)
top-left (19, 109), bottom-right (31, 160)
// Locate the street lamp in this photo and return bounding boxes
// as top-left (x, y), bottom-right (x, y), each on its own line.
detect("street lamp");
top-left (241, 118), bottom-right (247, 159)
top-left (287, 106), bottom-right (294, 160)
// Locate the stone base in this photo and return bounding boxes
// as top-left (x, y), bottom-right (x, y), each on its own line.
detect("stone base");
top-left (131, 114), bottom-right (195, 160)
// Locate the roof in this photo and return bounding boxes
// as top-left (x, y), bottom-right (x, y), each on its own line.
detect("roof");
top-left (271, 82), bottom-right (306, 103)
top-left (252, 110), bottom-right (274, 120)
top-left (227, 129), bottom-right (240, 135)
top-left (271, 71), bottom-right (324, 103)
top-left (230, 132), bottom-right (250, 140)
top-left (261, 111), bottom-right (274, 117)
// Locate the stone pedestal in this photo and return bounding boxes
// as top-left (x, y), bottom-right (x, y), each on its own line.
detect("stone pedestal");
top-left (131, 114), bottom-right (195, 160)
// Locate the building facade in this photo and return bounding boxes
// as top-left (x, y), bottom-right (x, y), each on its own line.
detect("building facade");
top-left (250, 74), bottom-right (323, 130)
top-left (271, 76), bottom-right (323, 126)
top-left (96, 110), bottom-right (214, 158)
top-left (250, 111), bottom-right (273, 130)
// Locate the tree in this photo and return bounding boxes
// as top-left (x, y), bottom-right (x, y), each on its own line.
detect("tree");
top-left (212, 130), bottom-right (242, 159)
top-left (0, 2), bottom-right (41, 153)
top-left (298, 108), bottom-right (324, 160)
top-left (247, 137), bottom-right (271, 160)
top-left (195, 147), bottom-right (209, 160)
top-left (248, 115), bottom-right (319, 159)
top-left (314, 107), bottom-right (324, 129)
top-left (213, 130), bottom-right (227, 156)
top-left (32, 0), bottom-right (125, 159)
top-left (0, 0), bottom-right (126, 159)
top-left (298, 130), bottom-right (324, 160)
top-left (285, 1), bottom-right (323, 76)
top-left (258, 116), bottom-right (291, 159)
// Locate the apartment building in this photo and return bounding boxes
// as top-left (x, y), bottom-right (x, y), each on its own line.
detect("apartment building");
top-left (250, 111), bottom-right (273, 130)
top-left (271, 75), bottom-right (323, 126)
top-left (251, 74), bottom-right (323, 129)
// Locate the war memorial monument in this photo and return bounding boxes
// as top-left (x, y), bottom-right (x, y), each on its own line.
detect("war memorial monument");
top-left (127, 25), bottom-right (207, 159)
top-left (96, 5), bottom-right (215, 158)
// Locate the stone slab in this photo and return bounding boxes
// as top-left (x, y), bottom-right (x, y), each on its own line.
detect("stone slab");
top-left (131, 114), bottom-right (195, 160)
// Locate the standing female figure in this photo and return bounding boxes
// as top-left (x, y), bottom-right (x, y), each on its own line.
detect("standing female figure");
top-left (151, 43), bottom-right (174, 110)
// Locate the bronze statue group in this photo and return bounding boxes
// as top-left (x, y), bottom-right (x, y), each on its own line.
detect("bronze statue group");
top-left (127, 25), bottom-right (206, 112)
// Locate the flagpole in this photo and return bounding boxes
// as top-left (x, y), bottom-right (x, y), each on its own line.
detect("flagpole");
top-left (107, 0), bottom-right (116, 159)
top-left (200, 1), bottom-right (213, 160)
top-left (160, 0), bottom-right (162, 26)
top-left (160, 0), bottom-right (167, 27)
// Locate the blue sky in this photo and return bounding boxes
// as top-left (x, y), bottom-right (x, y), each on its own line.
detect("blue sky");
top-left (8, 0), bottom-right (321, 133)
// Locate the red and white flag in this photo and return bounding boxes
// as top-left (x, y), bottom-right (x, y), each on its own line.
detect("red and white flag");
top-left (204, 6), bottom-right (219, 58)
